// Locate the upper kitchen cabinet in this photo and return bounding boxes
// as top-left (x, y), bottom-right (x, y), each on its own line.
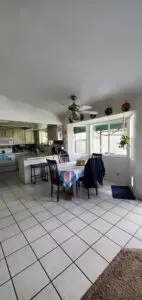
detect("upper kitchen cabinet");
top-left (0, 129), bottom-right (13, 138)
top-left (13, 129), bottom-right (25, 144)
top-left (25, 130), bottom-right (34, 144)
top-left (0, 128), bottom-right (14, 145)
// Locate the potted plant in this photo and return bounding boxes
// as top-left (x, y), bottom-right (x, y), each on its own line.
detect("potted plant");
top-left (119, 135), bottom-right (130, 148)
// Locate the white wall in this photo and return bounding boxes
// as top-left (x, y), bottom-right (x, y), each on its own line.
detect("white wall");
top-left (0, 96), bottom-right (61, 125)
top-left (103, 156), bottom-right (129, 185)
top-left (129, 114), bottom-right (136, 191)
top-left (133, 100), bottom-right (142, 199)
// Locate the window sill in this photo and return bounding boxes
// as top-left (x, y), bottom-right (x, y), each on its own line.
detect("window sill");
top-left (71, 153), bottom-right (128, 159)
top-left (72, 153), bottom-right (89, 155)
top-left (103, 154), bottom-right (128, 158)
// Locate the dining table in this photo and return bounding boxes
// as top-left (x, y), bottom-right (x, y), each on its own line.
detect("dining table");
top-left (58, 161), bottom-right (84, 197)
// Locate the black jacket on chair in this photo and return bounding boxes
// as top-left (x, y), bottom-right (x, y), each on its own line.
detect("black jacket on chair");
top-left (83, 157), bottom-right (105, 189)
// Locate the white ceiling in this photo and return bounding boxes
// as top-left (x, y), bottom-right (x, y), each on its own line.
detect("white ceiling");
top-left (0, 0), bottom-right (142, 115)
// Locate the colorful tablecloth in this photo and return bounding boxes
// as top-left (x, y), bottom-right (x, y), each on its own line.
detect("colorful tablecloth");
top-left (59, 165), bottom-right (84, 190)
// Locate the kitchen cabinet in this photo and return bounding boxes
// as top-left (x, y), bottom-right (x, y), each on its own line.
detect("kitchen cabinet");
top-left (0, 129), bottom-right (13, 137)
top-left (14, 130), bottom-right (25, 144)
top-left (25, 130), bottom-right (34, 144)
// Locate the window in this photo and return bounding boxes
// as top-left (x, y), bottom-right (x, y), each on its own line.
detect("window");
top-left (93, 124), bottom-right (109, 154)
top-left (39, 131), bottom-right (48, 144)
top-left (92, 121), bottom-right (127, 156)
top-left (109, 123), bottom-right (127, 155)
top-left (73, 126), bottom-right (86, 153)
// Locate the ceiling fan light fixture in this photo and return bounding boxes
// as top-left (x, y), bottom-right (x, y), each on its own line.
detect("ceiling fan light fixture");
top-left (73, 111), bottom-right (81, 120)
top-left (68, 94), bottom-right (97, 123)
top-left (68, 94), bottom-right (80, 122)
top-left (68, 94), bottom-right (82, 122)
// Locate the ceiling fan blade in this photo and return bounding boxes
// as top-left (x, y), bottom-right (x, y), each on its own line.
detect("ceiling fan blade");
top-left (79, 105), bottom-right (92, 111)
top-left (82, 110), bottom-right (98, 115)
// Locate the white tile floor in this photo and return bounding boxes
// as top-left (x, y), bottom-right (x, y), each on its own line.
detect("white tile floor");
top-left (0, 172), bottom-right (142, 299)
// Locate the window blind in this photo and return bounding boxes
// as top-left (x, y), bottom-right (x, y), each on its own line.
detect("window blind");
top-left (73, 127), bottom-right (86, 134)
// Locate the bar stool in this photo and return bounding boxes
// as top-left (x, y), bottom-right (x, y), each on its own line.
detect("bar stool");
top-left (31, 163), bottom-right (42, 184)
top-left (41, 162), bottom-right (48, 182)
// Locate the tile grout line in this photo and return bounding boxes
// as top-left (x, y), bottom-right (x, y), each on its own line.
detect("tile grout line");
top-left (4, 187), bottom-right (103, 287)
top-left (5, 191), bottom-right (106, 299)
top-left (0, 241), bottom-right (19, 300)
top-left (13, 195), bottom-right (114, 286)
top-left (0, 179), bottom-right (141, 298)
top-left (1, 194), bottom-right (63, 300)
top-left (2, 184), bottom-right (142, 251)
top-left (2, 184), bottom-right (142, 248)
top-left (3, 185), bottom-right (111, 284)
top-left (124, 218), bottom-right (142, 247)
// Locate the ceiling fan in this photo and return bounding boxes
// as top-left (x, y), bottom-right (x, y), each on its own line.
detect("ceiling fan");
top-left (68, 94), bottom-right (98, 123)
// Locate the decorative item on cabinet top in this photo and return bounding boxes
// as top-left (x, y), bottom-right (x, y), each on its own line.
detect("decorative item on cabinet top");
top-left (90, 114), bottom-right (97, 119)
top-left (105, 106), bottom-right (113, 116)
top-left (121, 102), bottom-right (130, 112)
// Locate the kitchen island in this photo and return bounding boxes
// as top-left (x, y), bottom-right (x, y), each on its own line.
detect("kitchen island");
top-left (18, 155), bottom-right (58, 184)
top-left (0, 152), bottom-right (28, 173)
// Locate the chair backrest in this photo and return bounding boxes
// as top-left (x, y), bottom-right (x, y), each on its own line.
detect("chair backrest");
top-left (47, 159), bottom-right (59, 181)
top-left (83, 157), bottom-right (105, 188)
top-left (59, 153), bottom-right (69, 163)
top-left (92, 153), bottom-right (102, 159)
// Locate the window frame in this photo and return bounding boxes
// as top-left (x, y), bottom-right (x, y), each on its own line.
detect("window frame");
top-left (92, 122), bottom-right (109, 155)
top-left (72, 119), bottom-right (128, 157)
top-left (73, 125), bottom-right (87, 154)
top-left (91, 120), bottom-right (128, 157)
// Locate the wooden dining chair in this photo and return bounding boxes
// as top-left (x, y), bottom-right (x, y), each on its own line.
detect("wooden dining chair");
top-left (47, 159), bottom-right (62, 202)
top-left (59, 153), bottom-right (69, 163)
top-left (92, 153), bottom-right (102, 159)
